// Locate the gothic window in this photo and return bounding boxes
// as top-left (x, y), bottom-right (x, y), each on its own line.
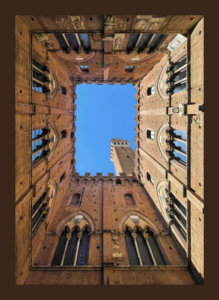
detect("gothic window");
top-left (159, 186), bottom-right (187, 242)
top-left (32, 59), bottom-right (50, 94)
top-left (166, 56), bottom-right (187, 95)
top-left (61, 130), bottom-right (67, 139)
top-left (125, 229), bottom-right (139, 265)
top-left (116, 179), bottom-right (121, 185)
top-left (147, 86), bottom-right (155, 96)
top-left (125, 228), bottom-right (166, 266)
top-left (125, 66), bottom-right (136, 72)
top-left (60, 172), bottom-right (66, 184)
top-left (60, 86), bottom-right (67, 95)
top-left (51, 227), bottom-right (90, 266)
top-left (147, 130), bottom-right (154, 140)
top-left (51, 230), bottom-right (68, 266)
top-left (80, 65), bottom-right (89, 72)
top-left (146, 172), bottom-right (154, 185)
top-left (32, 128), bottom-right (50, 162)
top-left (124, 193), bottom-right (135, 205)
top-left (32, 191), bottom-right (48, 234)
top-left (166, 128), bottom-right (187, 165)
top-left (70, 194), bottom-right (80, 206)
top-left (54, 33), bottom-right (91, 53)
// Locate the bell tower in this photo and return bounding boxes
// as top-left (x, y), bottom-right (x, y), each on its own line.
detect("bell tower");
top-left (110, 138), bottom-right (135, 175)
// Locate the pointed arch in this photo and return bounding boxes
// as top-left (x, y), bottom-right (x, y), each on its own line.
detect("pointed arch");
top-left (118, 210), bottom-right (160, 234)
top-left (56, 210), bottom-right (96, 234)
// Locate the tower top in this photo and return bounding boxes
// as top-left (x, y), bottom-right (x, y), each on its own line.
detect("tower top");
top-left (110, 138), bottom-right (130, 161)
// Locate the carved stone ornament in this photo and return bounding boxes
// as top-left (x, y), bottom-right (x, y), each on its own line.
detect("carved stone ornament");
top-left (130, 215), bottom-right (139, 224)
top-left (112, 236), bottom-right (123, 258)
top-left (113, 34), bottom-right (125, 50)
top-left (70, 16), bottom-right (84, 30)
top-left (104, 16), bottom-right (115, 28)
top-left (172, 107), bottom-right (179, 113)
top-left (167, 34), bottom-right (187, 52)
top-left (74, 215), bottom-right (83, 224)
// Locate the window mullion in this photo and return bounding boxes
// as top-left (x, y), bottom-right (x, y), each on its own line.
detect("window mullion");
top-left (131, 233), bottom-right (143, 266)
top-left (174, 77), bottom-right (187, 86)
top-left (143, 233), bottom-right (157, 266)
top-left (173, 64), bottom-right (187, 74)
top-left (60, 233), bottom-right (72, 266)
top-left (74, 233), bottom-right (83, 266)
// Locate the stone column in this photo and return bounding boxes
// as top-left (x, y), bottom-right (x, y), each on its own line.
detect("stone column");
top-left (143, 233), bottom-right (157, 266)
top-left (74, 232), bottom-right (83, 266)
top-left (60, 233), bottom-right (72, 266)
top-left (131, 232), bottom-right (143, 266)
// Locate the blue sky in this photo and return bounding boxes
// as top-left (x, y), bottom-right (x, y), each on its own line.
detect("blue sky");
top-left (75, 83), bottom-right (137, 176)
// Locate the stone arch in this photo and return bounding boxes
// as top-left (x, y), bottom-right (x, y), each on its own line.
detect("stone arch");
top-left (56, 210), bottom-right (96, 234)
top-left (46, 123), bottom-right (59, 161)
top-left (107, 179), bottom-right (113, 186)
top-left (81, 179), bottom-right (88, 186)
top-left (157, 122), bottom-right (170, 162)
top-left (97, 179), bottom-right (103, 186)
top-left (73, 179), bottom-right (79, 186)
top-left (156, 180), bottom-right (170, 223)
top-left (89, 179), bottom-right (95, 186)
top-left (118, 210), bottom-right (160, 234)
top-left (45, 180), bottom-right (58, 224)
top-left (132, 179), bottom-right (139, 186)
top-left (123, 179), bottom-right (130, 186)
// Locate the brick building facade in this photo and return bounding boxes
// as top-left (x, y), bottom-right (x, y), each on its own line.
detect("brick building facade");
top-left (15, 15), bottom-right (204, 285)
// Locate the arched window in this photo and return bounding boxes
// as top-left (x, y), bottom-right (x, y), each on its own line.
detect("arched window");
top-left (32, 191), bottom-right (48, 234)
top-left (159, 185), bottom-right (187, 242)
top-left (54, 33), bottom-right (91, 54)
top-left (147, 130), bottom-right (154, 140)
top-left (147, 86), bottom-right (155, 96)
top-left (125, 228), bottom-right (166, 266)
top-left (116, 179), bottom-right (121, 185)
top-left (146, 172), bottom-right (154, 185)
top-left (51, 227), bottom-right (90, 266)
top-left (124, 194), bottom-right (135, 205)
top-left (166, 56), bottom-right (187, 95)
top-left (32, 124), bottom-right (57, 163)
top-left (32, 59), bottom-right (50, 94)
top-left (32, 128), bottom-right (50, 162)
top-left (166, 128), bottom-right (187, 165)
top-left (70, 194), bottom-right (80, 206)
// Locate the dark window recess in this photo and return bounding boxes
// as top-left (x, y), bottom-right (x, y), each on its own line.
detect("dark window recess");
top-left (116, 179), bottom-right (121, 185)
top-left (125, 229), bottom-right (139, 265)
top-left (138, 34), bottom-right (153, 53)
top-left (78, 33), bottom-right (91, 52)
top-left (71, 194), bottom-right (80, 205)
top-left (63, 231), bottom-right (78, 266)
top-left (51, 231), bottom-right (67, 266)
top-left (60, 172), bottom-right (65, 184)
top-left (146, 172), bottom-right (154, 185)
top-left (124, 194), bottom-right (135, 205)
top-left (147, 130), bottom-right (154, 139)
top-left (173, 57), bottom-right (187, 72)
top-left (77, 228), bottom-right (90, 265)
top-left (149, 34), bottom-right (167, 52)
top-left (125, 66), bottom-right (136, 72)
top-left (174, 197), bottom-right (186, 216)
top-left (61, 130), bottom-right (67, 139)
top-left (147, 86), bottom-right (155, 96)
top-left (174, 216), bottom-right (187, 241)
top-left (71, 132), bottom-right (74, 138)
top-left (54, 33), bottom-right (68, 52)
top-left (136, 229), bottom-right (153, 265)
top-left (126, 33), bottom-right (140, 53)
top-left (148, 230), bottom-right (166, 265)
top-left (60, 86), bottom-right (67, 95)
top-left (71, 159), bottom-right (74, 165)
top-left (65, 33), bottom-right (79, 50)
top-left (80, 65), bottom-right (89, 72)
top-left (33, 59), bottom-right (44, 71)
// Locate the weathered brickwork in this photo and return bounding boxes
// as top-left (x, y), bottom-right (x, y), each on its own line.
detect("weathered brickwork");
top-left (15, 15), bottom-right (204, 285)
